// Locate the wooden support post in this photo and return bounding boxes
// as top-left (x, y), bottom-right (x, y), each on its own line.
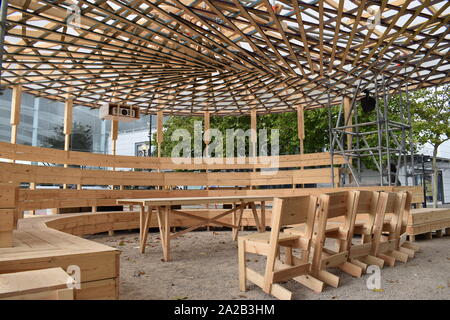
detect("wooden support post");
top-left (445, 228), bottom-right (450, 236)
top-left (63, 95), bottom-right (73, 189)
top-left (111, 120), bottom-right (118, 157)
top-left (156, 111), bottom-right (163, 158)
top-left (110, 119), bottom-right (119, 189)
top-left (297, 105), bottom-right (305, 155)
top-left (204, 111), bottom-right (210, 146)
top-left (10, 85), bottom-right (22, 158)
top-left (435, 229), bottom-right (443, 238)
top-left (204, 111), bottom-right (210, 208)
top-left (250, 109), bottom-right (257, 158)
top-left (297, 105), bottom-right (305, 189)
top-left (63, 95), bottom-right (73, 155)
top-left (0, 185), bottom-right (17, 248)
top-left (250, 110), bottom-right (257, 190)
top-left (343, 97), bottom-right (352, 184)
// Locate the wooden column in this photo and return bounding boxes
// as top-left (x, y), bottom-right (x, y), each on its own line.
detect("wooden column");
top-left (109, 119), bottom-right (119, 193)
top-left (297, 106), bottom-right (305, 189)
top-left (10, 85), bottom-right (22, 148)
top-left (343, 97), bottom-right (353, 183)
top-left (111, 120), bottom-right (118, 156)
top-left (343, 97), bottom-right (352, 151)
top-left (62, 96), bottom-right (73, 190)
top-left (204, 111), bottom-right (211, 203)
top-left (156, 111), bottom-right (163, 158)
top-left (297, 105), bottom-right (305, 155)
top-left (204, 111), bottom-right (210, 146)
top-left (0, 185), bottom-right (17, 248)
top-left (63, 95), bottom-right (73, 156)
top-left (250, 109), bottom-right (257, 158)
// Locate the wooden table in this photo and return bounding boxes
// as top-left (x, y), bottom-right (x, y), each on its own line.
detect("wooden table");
top-left (117, 196), bottom-right (273, 261)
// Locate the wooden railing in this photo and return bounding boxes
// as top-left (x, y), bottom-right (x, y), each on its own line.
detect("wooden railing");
top-left (0, 143), bottom-right (425, 215)
top-left (0, 142), bottom-right (345, 170)
top-left (0, 162), bottom-right (339, 187)
top-left (16, 186), bottom-right (425, 212)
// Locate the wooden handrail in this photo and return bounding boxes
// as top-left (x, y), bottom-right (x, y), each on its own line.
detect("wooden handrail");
top-left (0, 142), bottom-right (345, 170)
top-left (0, 162), bottom-right (339, 187)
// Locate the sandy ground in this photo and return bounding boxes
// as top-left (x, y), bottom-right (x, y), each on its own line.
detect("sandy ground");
top-left (88, 229), bottom-right (450, 300)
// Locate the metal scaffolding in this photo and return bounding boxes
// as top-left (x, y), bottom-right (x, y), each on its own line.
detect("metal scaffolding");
top-left (329, 75), bottom-right (416, 187)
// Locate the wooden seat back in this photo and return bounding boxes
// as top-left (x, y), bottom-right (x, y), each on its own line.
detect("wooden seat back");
top-left (371, 191), bottom-right (407, 257)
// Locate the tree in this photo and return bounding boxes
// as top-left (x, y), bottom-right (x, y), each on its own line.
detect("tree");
top-left (153, 108), bottom-right (331, 158)
top-left (43, 122), bottom-right (93, 153)
top-left (410, 85), bottom-right (450, 207)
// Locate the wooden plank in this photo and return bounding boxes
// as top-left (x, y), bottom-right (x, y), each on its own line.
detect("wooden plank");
top-left (0, 267), bottom-right (71, 299)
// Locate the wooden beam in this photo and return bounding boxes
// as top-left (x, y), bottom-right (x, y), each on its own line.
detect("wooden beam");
top-left (63, 95), bottom-right (73, 153)
top-left (111, 120), bottom-right (118, 156)
top-left (250, 109), bottom-right (257, 157)
top-left (343, 97), bottom-right (353, 183)
top-left (343, 97), bottom-right (352, 151)
top-left (156, 111), bottom-right (163, 158)
top-left (10, 85), bottom-right (22, 146)
top-left (297, 105), bottom-right (305, 155)
top-left (204, 111), bottom-right (210, 145)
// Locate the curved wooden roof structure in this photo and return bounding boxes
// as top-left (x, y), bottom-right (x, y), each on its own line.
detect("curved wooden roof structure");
top-left (1, 0), bottom-right (449, 115)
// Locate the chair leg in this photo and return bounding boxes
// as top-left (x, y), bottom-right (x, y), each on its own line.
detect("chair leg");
top-left (350, 258), bottom-right (368, 273)
top-left (238, 239), bottom-right (247, 291)
top-left (317, 270), bottom-right (340, 288)
top-left (293, 275), bottom-right (324, 293)
top-left (391, 250), bottom-right (408, 263)
top-left (378, 253), bottom-right (396, 267)
top-left (338, 261), bottom-right (363, 278)
top-left (284, 246), bottom-right (293, 266)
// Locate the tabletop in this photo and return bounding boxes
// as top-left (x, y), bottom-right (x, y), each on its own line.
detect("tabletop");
top-left (117, 195), bottom-right (273, 206)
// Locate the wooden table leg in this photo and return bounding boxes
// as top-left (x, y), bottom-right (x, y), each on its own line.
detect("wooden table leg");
top-left (163, 205), bottom-right (171, 262)
top-left (261, 201), bottom-right (266, 231)
top-left (232, 202), bottom-right (237, 240)
top-left (139, 205), bottom-right (144, 250)
top-left (250, 202), bottom-right (262, 232)
top-left (233, 203), bottom-right (245, 241)
top-left (140, 206), bottom-right (152, 254)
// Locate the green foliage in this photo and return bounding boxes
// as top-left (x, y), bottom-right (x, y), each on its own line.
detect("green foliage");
top-left (154, 86), bottom-right (450, 165)
top-left (154, 108), bottom-right (333, 157)
top-left (410, 85), bottom-right (450, 148)
top-left (43, 122), bottom-right (93, 152)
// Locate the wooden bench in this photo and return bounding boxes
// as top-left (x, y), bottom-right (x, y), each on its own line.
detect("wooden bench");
top-left (407, 208), bottom-right (450, 241)
top-left (0, 267), bottom-right (73, 300)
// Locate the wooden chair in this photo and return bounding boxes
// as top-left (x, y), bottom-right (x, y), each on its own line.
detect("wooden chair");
top-left (370, 191), bottom-right (410, 266)
top-left (398, 191), bottom-right (420, 255)
top-left (284, 191), bottom-right (362, 288)
top-left (238, 195), bottom-right (323, 300)
top-left (346, 191), bottom-right (387, 271)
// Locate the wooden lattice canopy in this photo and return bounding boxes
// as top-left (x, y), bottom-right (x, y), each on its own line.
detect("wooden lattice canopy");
top-left (1, 0), bottom-right (449, 115)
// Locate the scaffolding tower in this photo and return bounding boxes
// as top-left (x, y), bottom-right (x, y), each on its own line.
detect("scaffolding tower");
top-left (329, 76), bottom-right (416, 187)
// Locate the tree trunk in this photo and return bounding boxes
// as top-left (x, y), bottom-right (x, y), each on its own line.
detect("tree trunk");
top-left (432, 145), bottom-right (439, 208)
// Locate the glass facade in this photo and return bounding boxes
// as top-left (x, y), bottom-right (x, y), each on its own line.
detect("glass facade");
top-left (0, 88), bottom-right (152, 153)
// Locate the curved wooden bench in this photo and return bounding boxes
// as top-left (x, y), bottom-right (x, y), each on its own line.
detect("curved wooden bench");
top-left (0, 214), bottom-right (120, 300)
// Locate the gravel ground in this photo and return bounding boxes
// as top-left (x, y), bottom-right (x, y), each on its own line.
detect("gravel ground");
top-left (88, 229), bottom-right (450, 300)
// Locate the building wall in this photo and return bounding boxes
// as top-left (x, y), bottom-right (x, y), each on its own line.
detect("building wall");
top-left (112, 129), bottom-right (155, 156)
top-left (0, 89), bottom-right (111, 153)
